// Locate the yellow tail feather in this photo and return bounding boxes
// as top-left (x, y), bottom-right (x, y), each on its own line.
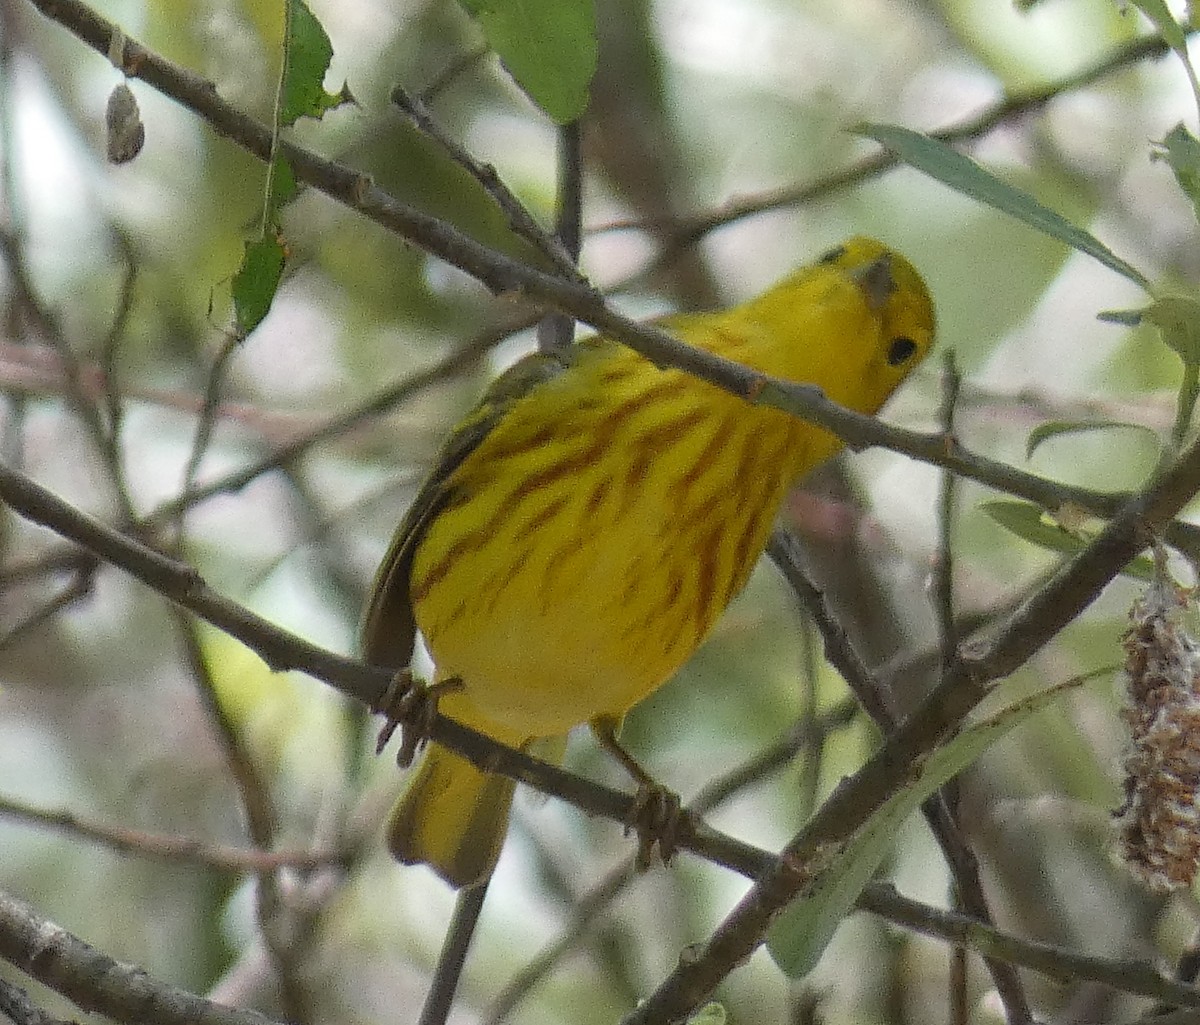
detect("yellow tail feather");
top-left (387, 743), bottom-right (515, 888)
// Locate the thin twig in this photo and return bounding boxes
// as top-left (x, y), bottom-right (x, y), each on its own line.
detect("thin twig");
top-left (934, 351), bottom-right (962, 674)
top-left (0, 977), bottom-right (74, 1025)
top-left (767, 531), bottom-right (897, 726)
top-left (0, 227), bottom-right (134, 515)
top-left (0, 458), bottom-right (766, 872)
top-left (484, 708), bottom-right (858, 1024)
top-left (0, 570), bottom-right (94, 650)
top-left (0, 0), bottom-right (29, 473)
top-left (172, 610), bottom-right (277, 839)
top-left (169, 610), bottom-right (316, 1022)
top-left (768, 531), bottom-right (1033, 1023)
top-left (935, 351), bottom-right (999, 1024)
top-left (599, 31), bottom-right (1185, 254)
top-left (857, 884), bottom-right (1200, 1010)
top-left (0, 460), bottom-right (388, 703)
top-left (138, 311), bottom-right (532, 528)
top-left (950, 944), bottom-right (969, 1025)
top-left (538, 119), bottom-right (583, 354)
top-left (2, 458), bottom-right (1198, 1014)
top-left (390, 84), bottom-right (579, 280)
top-left (97, 235), bottom-right (137, 471)
top-left (178, 332), bottom-right (240, 529)
top-left (4, 309), bottom-right (530, 588)
top-left (0, 546), bottom-right (96, 587)
top-left (419, 44), bottom-right (490, 105)
top-left (0, 793), bottom-right (343, 872)
top-left (419, 880), bottom-right (491, 1025)
top-left (11, 14), bottom-right (1200, 1017)
top-left (483, 865), bottom-right (633, 1025)
top-left (412, 107), bottom-right (584, 1025)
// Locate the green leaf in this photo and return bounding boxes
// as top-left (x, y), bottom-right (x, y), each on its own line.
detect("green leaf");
top-left (1025, 419), bottom-right (1163, 460)
top-left (859, 124), bottom-right (1150, 289)
top-left (1101, 294), bottom-right (1200, 444)
top-left (458, 0), bottom-right (597, 123)
top-left (1152, 124), bottom-right (1200, 226)
top-left (281, 0), bottom-right (355, 126)
top-left (1143, 293), bottom-right (1200, 367)
top-left (1176, 362), bottom-right (1200, 446)
top-left (1097, 307), bottom-right (1144, 327)
top-left (767, 675), bottom-right (1094, 977)
top-left (232, 235), bottom-right (285, 335)
top-left (981, 500), bottom-right (1154, 580)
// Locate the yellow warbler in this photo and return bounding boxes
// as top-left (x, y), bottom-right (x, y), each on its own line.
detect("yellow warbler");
top-left (363, 237), bottom-right (935, 887)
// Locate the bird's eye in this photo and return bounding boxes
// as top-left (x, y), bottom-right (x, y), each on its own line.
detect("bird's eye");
top-left (818, 245), bottom-right (847, 264)
top-left (887, 337), bottom-right (918, 366)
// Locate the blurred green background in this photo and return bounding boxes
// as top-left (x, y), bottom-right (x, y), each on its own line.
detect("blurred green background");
top-left (0, 0), bottom-right (1196, 1023)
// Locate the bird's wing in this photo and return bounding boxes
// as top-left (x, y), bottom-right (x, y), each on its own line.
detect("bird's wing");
top-left (360, 349), bottom-right (573, 670)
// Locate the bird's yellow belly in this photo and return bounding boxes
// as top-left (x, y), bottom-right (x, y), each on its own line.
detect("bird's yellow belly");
top-left (416, 531), bottom-right (712, 737)
top-left (410, 398), bottom-right (805, 740)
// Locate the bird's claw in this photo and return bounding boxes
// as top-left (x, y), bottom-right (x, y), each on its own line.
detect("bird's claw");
top-left (627, 782), bottom-right (687, 870)
top-left (373, 670), bottom-right (446, 768)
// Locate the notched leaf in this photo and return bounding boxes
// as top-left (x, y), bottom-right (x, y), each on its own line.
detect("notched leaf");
top-left (282, 0), bottom-right (356, 126)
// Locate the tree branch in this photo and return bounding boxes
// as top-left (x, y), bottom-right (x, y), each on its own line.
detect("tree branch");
top-left (0, 890), bottom-right (284, 1025)
top-left (3, 458), bottom-right (1197, 1020)
top-left (26, 0), bottom-right (1200, 568)
top-left (624, 429), bottom-right (1200, 1023)
top-left (0, 793), bottom-right (343, 872)
top-left (859, 885), bottom-right (1200, 1010)
top-left (0, 460), bottom-right (769, 876)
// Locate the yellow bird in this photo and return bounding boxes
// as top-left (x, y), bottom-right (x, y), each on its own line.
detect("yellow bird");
top-left (363, 237), bottom-right (935, 887)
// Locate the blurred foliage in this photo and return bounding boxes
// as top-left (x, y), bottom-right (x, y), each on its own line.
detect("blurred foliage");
top-left (2, 1), bottom-right (1200, 1024)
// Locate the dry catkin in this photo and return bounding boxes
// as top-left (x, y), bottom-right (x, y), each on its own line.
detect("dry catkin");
top-left (1117, 573), bottom-right (1200, 890)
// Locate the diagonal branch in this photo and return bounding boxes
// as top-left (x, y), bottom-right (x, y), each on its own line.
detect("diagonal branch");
top-left (0, 890), bottom-right (284, 1025)
top-left (4, 445), bottom-right (1200, 1017)
top-left (623, 429), bottom-right (1200, 1024)
top-left (0, 459), bottom-right (766, 876)
top-left (23, 0), bottom-right (1200, 631)
top-left (29, 0), bottom-right (1200, 570)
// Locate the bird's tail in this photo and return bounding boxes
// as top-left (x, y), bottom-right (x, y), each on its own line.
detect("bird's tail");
top-left (387, 741), bottom-right (515, 888)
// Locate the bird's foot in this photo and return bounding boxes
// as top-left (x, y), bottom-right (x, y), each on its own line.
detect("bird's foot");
top-left (627, 781), bottom-right (687, 870)
top-left (373, 672), bottom-right (462, 767)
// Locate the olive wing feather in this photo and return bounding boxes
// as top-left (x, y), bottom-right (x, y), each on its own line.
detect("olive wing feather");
top-left (360, 350), bottom-right (572, 670)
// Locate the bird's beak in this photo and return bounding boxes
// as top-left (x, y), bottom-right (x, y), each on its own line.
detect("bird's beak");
top-left (851, 253), bottom-right (896, 311)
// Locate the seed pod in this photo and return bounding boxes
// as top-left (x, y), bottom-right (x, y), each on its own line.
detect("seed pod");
top-left (105, 83), bottom-right (144, 164)
top-left (1116, 570), bottom-right (1200, 890)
